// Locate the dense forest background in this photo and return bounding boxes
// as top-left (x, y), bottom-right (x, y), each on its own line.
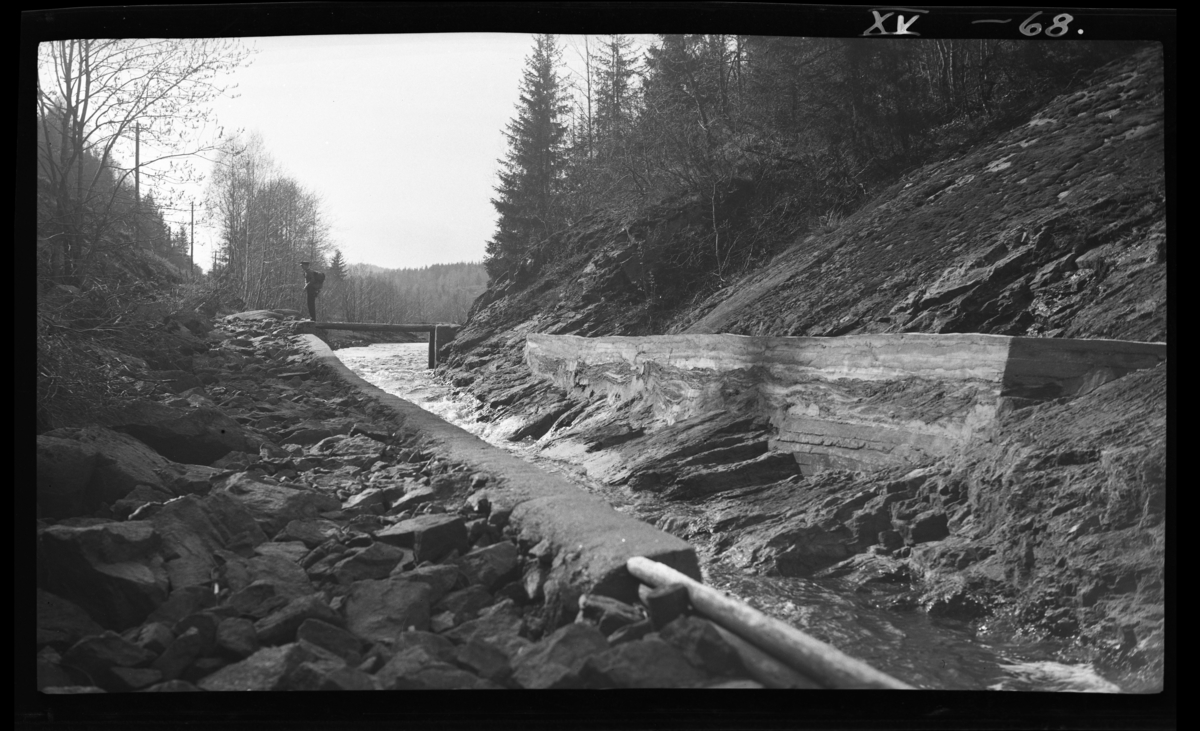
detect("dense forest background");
top-left (487, 34), bottom-right (1149, 312)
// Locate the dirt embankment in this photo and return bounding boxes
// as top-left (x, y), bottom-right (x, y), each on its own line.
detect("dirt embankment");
top-left (436, 46), bottom-right (1168, 687)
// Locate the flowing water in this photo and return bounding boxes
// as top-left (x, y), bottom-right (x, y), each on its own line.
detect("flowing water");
top-left (334, 342), bottom-right (1131, 692)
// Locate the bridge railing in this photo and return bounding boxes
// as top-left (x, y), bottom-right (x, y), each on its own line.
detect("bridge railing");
top-left (302, 322), bottom-right (459, 367)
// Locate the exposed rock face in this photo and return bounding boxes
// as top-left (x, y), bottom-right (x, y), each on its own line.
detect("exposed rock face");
top-left (527, 332), bottom-right (1163, 474)
top-left (683, 47), bottom-right (1165, 343)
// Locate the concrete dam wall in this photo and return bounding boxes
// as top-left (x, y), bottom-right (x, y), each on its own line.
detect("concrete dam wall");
top-left (525, 333), bottom-right (1165, 474)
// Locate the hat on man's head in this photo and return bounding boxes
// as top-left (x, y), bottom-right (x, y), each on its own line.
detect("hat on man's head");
top-left (300, 261), bottom-right (310, 266)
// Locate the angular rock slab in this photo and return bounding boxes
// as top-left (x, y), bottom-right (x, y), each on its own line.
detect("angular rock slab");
top-left (37, 589), bottom-right (105, 649)
top-left (658, 616), bottom-right (744, 676)
top-left (510, 623), bottom-right (608, 689)
top-left (62, 631), bottom-right (158, 691)
top-left (509, 493), bottom-right (700, 603)
top-left (295, 619), bottom-right (364, 664)
top-left (41, 426), bottom-right (172, 506)
top-left (36, 436), bottom-right (99, 518)
top-left (97, 400), bottom-right (260, 465)
top-left (374, 514), bottom-right (468, 564)
top-left (38, 521), bottom-right (169, 630)
top-left (452, 541), bottom-right (520, 591)
top-left (217, 473), bottom-right (342, 536)
top-left (154, 462), bottom-right (223, 497)
top-left (254, 594), bottom-right (342, 646)
top-left (343, 578), bottom-right (433, 644)
top-left (148, 493), bottom-right (268, 590)
top-left (580, 637), bottom-right (706, 688)
top-left (333, 542), bottom-right (413, 584)
top-left (215, 552), bottom-right (315, 600)
top-left (197, 642), bottom-right (324, 691)
top-left (216, 617), bottom-right (261, 659)
top-left (389, 564), bottom-right (462, 605)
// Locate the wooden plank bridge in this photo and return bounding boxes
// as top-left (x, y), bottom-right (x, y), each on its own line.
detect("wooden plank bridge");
top-left (306, 322), bottom-right (459, 368)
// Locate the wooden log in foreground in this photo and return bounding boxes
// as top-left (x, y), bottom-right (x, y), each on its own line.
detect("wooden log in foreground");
top-left (708, 623), bottom-right (822, 689)
top-left (627, 556), bottom-right (914, 690)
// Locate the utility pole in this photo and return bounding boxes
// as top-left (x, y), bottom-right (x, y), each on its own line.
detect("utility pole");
top-left (134, 122), bottom-right (140, 250)
top-left (190, 201), bottom-right (195, 278)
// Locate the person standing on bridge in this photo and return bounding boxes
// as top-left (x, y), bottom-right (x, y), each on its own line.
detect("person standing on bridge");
top-left (300, 261), bottom-right (325, 321)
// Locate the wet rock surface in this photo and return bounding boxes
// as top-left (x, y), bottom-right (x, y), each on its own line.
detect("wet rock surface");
top-left (35, 311), bottom-right (761, 691)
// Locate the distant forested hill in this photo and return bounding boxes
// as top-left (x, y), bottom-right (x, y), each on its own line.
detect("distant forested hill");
top-left (319, 260), bottom-right (487, 324)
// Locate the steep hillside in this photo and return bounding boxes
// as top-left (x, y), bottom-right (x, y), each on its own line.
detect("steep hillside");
top-left (682, 45), bottom-right (1165, 343)
top-left (438, 46), bottom-right (1168, 688)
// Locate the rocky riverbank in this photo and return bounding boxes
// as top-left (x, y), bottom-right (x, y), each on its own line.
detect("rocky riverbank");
top-left (437, 329), bottom-right (1165, 691)
top-left (35, 311), bottom-right (774, 691)
top-left (434, 47), bottom-right (1167, 691)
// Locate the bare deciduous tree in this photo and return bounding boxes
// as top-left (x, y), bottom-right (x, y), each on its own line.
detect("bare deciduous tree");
top-left (37, 38), bottom-right (253, 285)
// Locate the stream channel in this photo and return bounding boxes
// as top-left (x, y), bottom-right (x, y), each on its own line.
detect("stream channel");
top-left (335, 342), bottom-right (1131, 693)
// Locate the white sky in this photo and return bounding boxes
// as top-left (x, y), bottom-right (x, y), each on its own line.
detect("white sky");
top-left (145, 33), bottom-right (652, 272)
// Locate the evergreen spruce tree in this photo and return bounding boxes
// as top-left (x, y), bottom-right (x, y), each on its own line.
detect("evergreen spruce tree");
top-left (329, 249), bottom-right (347, 280)
top-left (593, 34), bottom-right (638, 154)
top-left (486, 34), bottom-right (570, 280)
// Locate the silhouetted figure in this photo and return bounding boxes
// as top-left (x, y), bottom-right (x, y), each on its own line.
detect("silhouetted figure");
top-left (300, 261), bottom-right (325, 321)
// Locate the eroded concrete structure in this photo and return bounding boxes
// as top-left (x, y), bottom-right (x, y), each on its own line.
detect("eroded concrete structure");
top-left (526, 333), bottom-right (1165, 474)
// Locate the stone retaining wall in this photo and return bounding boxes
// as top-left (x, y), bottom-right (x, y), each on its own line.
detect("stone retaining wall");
top-left (300, 335), bottom-right (701, 602)
top-left (526, 333), bottom-right (1165, 473)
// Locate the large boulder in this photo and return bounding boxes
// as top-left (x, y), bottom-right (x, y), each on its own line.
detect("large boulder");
top-left (41, 427), bottom-right (172, 506)
top-left (332, 542), bottom-right (414, 585)
top-left (197, 642), bottom-right (324, 691)
top-left (343, 578), bottom-right (433, 644)
top-left (217, 473), bottom-right (342, 536)
top-left (452, 541), bottom-right (520, 591)
top-left (215, 552), bottom-right (315, 600)
top-left (510, 622), bottom-right (609, 689)
top-left (254, 594), bottom-right (342, 646)
top-left (374, 514), bottom-right (468, 564)
top-left (38, 521), bottom-right (170, 630)
top-left (37, 589), bottom-right (105, 650)
top-left (658, 616), bottom-right (744, 676)
top-left (61, 631), bottom-right (158, 691)
top-left (97, 401), bottom-right (260, 465)
top-left (579, 637), bottom-right (707, 688)
top-left (147, 493), bottom-right (268, 590)
top-left (36, 436), bottom-right (100, 518)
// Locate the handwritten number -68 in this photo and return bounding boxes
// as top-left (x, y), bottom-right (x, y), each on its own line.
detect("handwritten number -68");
top-left (1019, 12), bottom-right (1074, 37)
